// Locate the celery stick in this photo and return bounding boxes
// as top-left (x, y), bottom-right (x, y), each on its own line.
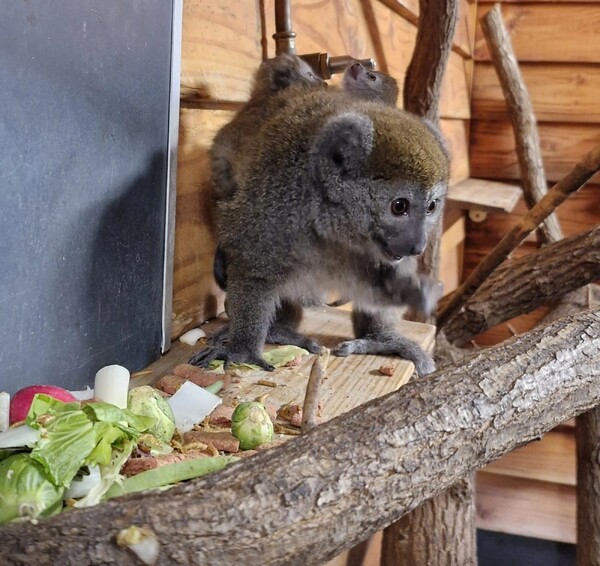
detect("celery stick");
top-left (104, 455), bottom-right (238, 499)
top-left (204, 380), bottom-right (224, 395)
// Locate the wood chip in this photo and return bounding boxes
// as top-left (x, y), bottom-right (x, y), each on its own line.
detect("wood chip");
top-left (378, 365), bottom-right (396, 376)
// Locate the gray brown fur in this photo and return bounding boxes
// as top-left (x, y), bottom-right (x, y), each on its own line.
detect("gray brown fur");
top-left (211, 54), bottom-right (325, 201)
top-left (191, 87), bottom-right (449, 375)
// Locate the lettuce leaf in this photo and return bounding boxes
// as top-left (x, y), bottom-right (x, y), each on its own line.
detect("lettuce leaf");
top-left (30, 410), bottom-right (96, 488)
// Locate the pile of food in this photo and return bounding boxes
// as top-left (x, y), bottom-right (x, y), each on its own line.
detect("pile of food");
top-left (0, 345), bottom-right (311, 525)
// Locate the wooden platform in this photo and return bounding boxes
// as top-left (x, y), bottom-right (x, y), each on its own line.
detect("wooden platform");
top-left (447, 177), bottom-right (522, 214)
top-left (135, 307), bottom-right (435, 422)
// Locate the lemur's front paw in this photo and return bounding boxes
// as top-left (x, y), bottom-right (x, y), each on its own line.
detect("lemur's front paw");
top-left (188, 346), bottom-right (275, 372)
top-left (418, 277), bottom-right (443, 317)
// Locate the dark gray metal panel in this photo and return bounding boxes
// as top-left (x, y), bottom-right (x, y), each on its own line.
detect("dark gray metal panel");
top-left (0, 1), bottom-right (174, 393)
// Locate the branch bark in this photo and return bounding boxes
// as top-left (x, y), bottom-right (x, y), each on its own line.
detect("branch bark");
top-left (442, 225), bottom-right (600, 345)
top-left (393, 0), bottom-right (463, 562)
top-left (381, 475), bottom-right (476, 566)
top-left (480, 4), bottom-right (563, 245)
top-left (403, 0), bottom-right (458, 124)
top-left (2, 308), bottom-right (600, 566)
top-left (438, 142), bottom-right (600, 330)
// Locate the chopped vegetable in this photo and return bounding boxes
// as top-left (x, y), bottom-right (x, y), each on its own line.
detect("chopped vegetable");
top-left (378, 364), bottom-right (395, 376)
top-left (179, 327), bottom-right (206, 346)
top-left (0, 425), bottom-right (41, 449)
top-left (128, 386), bottom-right (175, 443)
top-left (167, 381), bottom-right (222, 433)
top-left (0, 392), bottom-right (9, 432)
top-left (204, 380), bottom-right (224, 395)
top-left (9, 385), bottom-right (77, 425)
top-left (64, 465), bottom-right (101, 500)
top-left (94, 365), bottom-right (130, 408)
top-left (68, 387), bottom-right (94, 401)
top-left (0, 453), bottom-right (64, 524)
top-left (105, 455), bottom-right (238, 499)
top-left (116, 525), bottom-right (160, 565)
top-left (29, 407), bottom-right (96, 487)
top-left (73, 440), bottom-right (135, 508)
top-left (231, 401), bottom-right (274, 450)
top-left (209, 345), bottom-right (309, 371)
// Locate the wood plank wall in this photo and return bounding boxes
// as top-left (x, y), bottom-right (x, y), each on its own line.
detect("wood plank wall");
top-left (468, 0), bottom-right (600, 544)
top-left (467, 1), bottom-right (600, 346)
top-left (172, 0), bottom-right (477, 338)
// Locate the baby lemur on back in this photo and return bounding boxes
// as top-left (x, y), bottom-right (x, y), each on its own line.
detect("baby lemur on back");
top-left (211, 54), bottom-right (326, 202)
top-left (192, 77), bottom-right (449, 375)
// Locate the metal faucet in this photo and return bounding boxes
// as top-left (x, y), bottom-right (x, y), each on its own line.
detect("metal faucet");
top-left (273, 0), bottom-right (375, 80)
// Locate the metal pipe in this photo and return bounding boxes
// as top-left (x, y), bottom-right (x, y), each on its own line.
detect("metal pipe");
top-left (273, 0), bottom-right (296, 55)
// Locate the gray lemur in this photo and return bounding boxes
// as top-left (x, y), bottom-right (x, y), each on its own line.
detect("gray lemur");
top-left (212, 62), bottom-right (399, 297)
top-left (191, 86), bottom-right (449, 376)
top-left (211, 54), bottom-right (326, 202)
top-left (341, 62), bottom-right (399, 106)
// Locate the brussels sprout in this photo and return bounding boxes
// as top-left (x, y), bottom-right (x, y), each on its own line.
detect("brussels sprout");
top-left (128, 386), bottom-right (175, 443)
top-left (231, 401), bottom-right (274, 450)
top-left (0, 453), bottom-right (64, 524)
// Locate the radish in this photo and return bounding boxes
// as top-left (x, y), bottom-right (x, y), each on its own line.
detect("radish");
top-left (10, 385), bottom-right (78, 425)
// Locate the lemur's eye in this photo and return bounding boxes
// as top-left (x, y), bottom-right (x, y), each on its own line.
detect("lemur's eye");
top-left (367, 72), bottom-right (377, 82)
top-left (391, 198), bottom-right (409, 215)
top-left (427, 200), bottom-right (438, 214)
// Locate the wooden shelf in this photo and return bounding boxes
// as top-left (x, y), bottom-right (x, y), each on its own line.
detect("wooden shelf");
top-left (139, 307), bottom-right (435, 422)
top-left (447, 177), bottom-right (522, 214)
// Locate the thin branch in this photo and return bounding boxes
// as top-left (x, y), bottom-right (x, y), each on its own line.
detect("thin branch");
top-left (302, 347), bottom-right (329, 434)
top-left (481, 4), bottom-right (562, 245)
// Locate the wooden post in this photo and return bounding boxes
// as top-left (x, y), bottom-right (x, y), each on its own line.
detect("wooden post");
top-left (382, 0), bottom-right (464, 563)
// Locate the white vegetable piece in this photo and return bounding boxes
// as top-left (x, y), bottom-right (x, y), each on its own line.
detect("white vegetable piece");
top-left (68, 387), bottom-right (95, 401)
top-left (0, 392), bottom-right (9, 432)
top-left (179, 327), bottom-right (206, 346)
top-left (64, 465), bottom-right (102, 500)
top-left (167, 381), bottom-right (222, 433)
top-left (94, 365), bottom-right (130, 408)
top-left (0, 425), bottom-right (40, 449)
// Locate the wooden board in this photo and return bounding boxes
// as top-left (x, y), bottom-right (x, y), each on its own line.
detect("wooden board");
top-left (171, 108), bottom-right (231, 338)
top-left (475, 4), bottom-right (600, 63)
top-left (440, 215), bottom-right (465, 294)
top-left (440, 119), bottom-right (471, 184)
top-left (482, 431), bottom-right (576, 486)
top-left (470, 120), bottom-right (600, 184)
top-left (181, 0), bottom-right (263, 103)
top-left (472, 62), bottom-right (600, 123)
top-left (144, 307), bottom-right (435, 421)
top-left (476, 472), bottom-right (576, 544)
top-left (448, 178), bottom-right (522, 213)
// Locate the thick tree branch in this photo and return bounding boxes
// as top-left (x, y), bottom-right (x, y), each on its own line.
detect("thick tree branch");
top-left (443, 225), bottom-right (600, 345)
top-left (2, 308), bottom-right (600, 565)
top-left (481, 4), bottom-right (562, 245)
top-left (438, 143), bottom-right (600, 329)
top-left (403, 0), bottom-right (458, 123)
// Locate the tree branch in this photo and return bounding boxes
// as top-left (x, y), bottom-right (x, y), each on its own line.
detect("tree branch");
top-left (2, 308), bottom-right (600, 565)
top-left (437, 143), bottom-right (600, 330)
top-left (403, 0), bottom-right (458, 123)
top-left (442, 225), bottom-right (600, 345)
top-left (481, 4), bottom-right (563, 245)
